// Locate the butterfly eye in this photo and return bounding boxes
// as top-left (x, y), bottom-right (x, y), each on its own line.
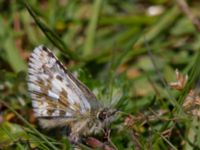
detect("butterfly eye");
top-left (98, 109), bottom-right (108, 121)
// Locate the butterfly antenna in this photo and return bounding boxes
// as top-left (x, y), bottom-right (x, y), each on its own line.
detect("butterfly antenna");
top-left (116, 110), bottom-right (131, 117)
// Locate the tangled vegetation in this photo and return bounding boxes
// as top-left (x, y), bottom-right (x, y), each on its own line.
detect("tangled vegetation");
top-left (1, 0), bottom-right (200, 149)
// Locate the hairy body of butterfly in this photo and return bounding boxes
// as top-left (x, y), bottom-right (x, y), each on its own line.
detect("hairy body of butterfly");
top-left (28, 45), bottom-right (116, 143)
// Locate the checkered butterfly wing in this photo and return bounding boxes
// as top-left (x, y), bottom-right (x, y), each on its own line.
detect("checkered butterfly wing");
top-left (28, 45), bottom-right (101, 127)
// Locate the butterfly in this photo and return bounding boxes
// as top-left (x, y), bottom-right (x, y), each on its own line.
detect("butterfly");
top-left (28, 45), bottom-right (117, 143)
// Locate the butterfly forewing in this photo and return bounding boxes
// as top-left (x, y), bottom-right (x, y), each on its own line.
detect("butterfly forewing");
top-left (28, 45), bottom-right (100, 121)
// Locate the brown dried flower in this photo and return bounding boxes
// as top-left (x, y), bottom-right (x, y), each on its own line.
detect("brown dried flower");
top-left (169, 69), bottom-right (188, 91)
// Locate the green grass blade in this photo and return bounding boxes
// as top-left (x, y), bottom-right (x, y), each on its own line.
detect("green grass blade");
top-left (177, 51), bottom-right (200, 109)
top-left (83, 0), bottom-right (103, 57)
top-left (135, 6), bottom-right (180, 46)
top-left (23, 1), bottom-right (79, 60)
top-left (4, 39), bottom-right (27, 73)
top-left (0, 124), bottom-right (25, 149)
top-left (157, 132), bottom-right (178, 150)
top-left (1, 101), bottom-right (58, 150)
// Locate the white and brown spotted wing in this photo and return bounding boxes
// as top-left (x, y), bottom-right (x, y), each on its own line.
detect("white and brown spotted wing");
top-left (28, 45), bottom-right (101, 128)
top-left (28, 45), bottom-right (117, 143)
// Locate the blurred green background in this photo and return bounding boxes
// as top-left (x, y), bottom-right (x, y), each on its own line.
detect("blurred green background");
top-left (1, 0), bottom-right (200, 149)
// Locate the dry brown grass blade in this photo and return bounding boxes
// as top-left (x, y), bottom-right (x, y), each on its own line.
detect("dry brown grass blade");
top-left (177, 0), bottom-right (200, 32)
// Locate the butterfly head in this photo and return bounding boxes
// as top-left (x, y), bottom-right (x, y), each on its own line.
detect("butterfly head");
top-left (97, 108), bottom-right (117, 123)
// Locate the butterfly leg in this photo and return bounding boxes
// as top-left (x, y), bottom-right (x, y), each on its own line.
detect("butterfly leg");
top-left (68, 119), bottom-right (90, 144)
